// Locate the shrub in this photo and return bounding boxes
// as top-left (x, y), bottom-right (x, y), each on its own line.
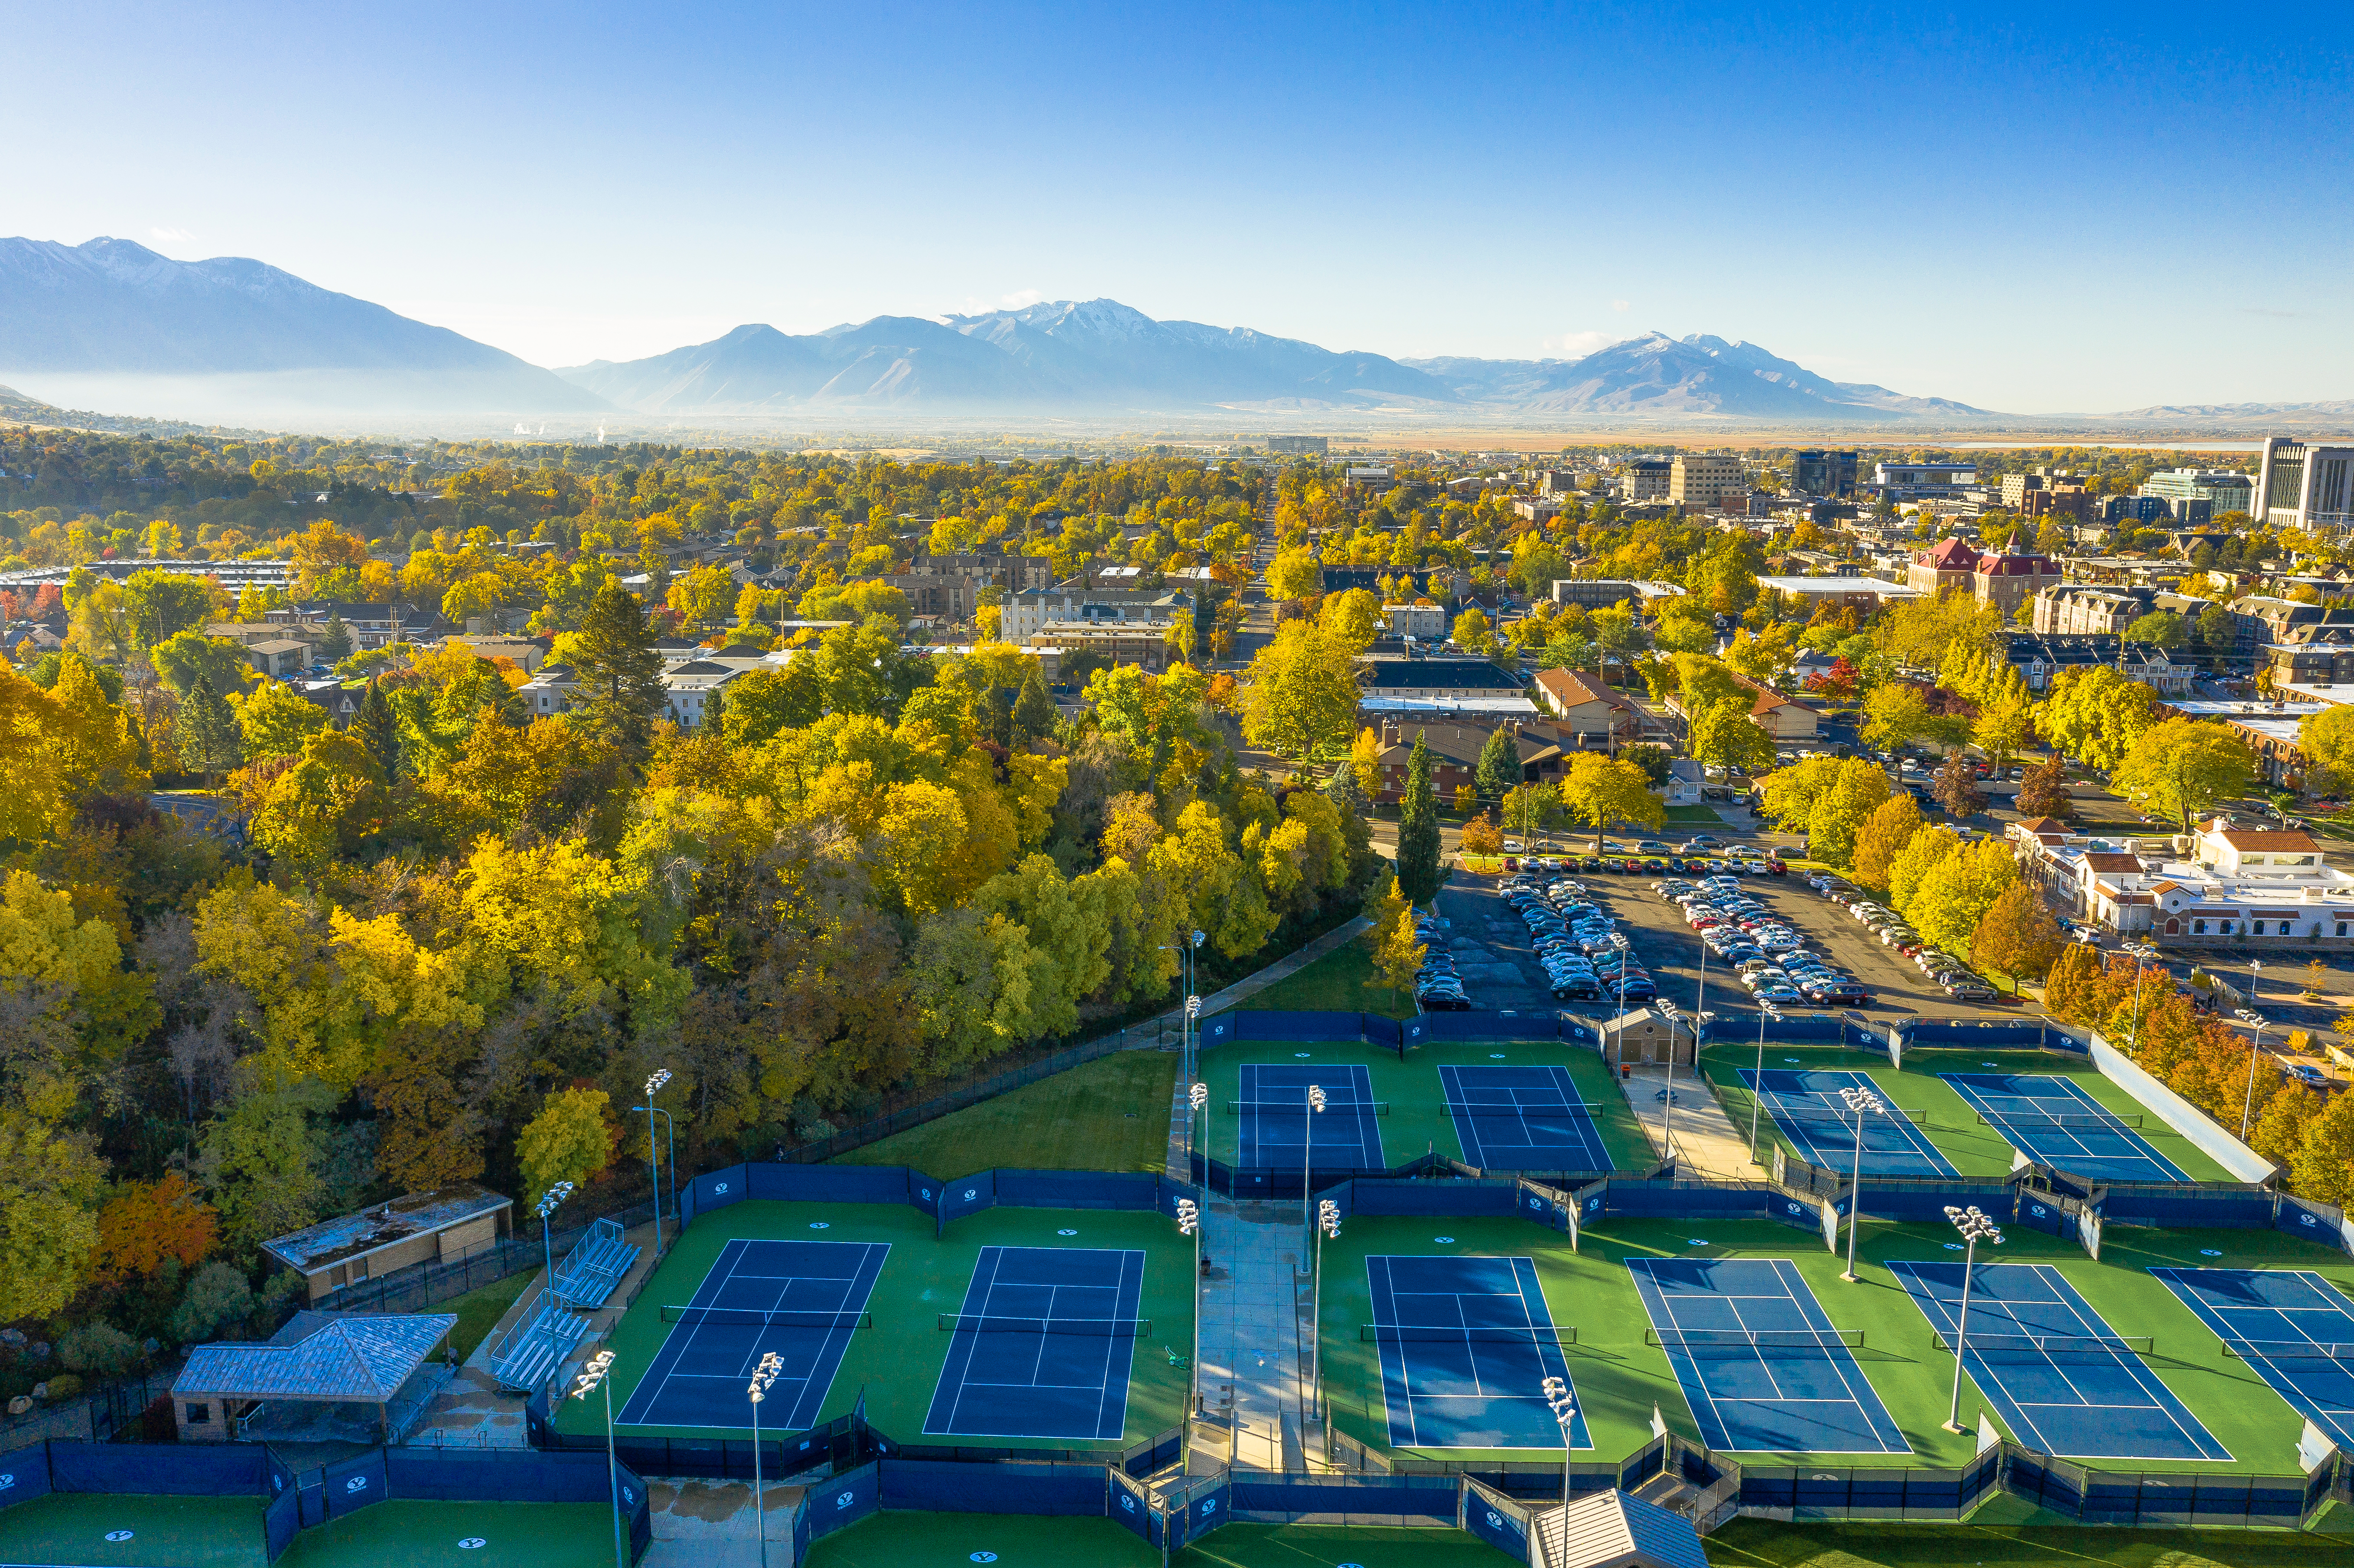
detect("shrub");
top-left (169, 1262), bottom-right (254, 1344)
top-left (59, 1322), bottom-right (140, 1378)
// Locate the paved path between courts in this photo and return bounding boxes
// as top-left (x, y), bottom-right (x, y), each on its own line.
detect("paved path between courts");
top-left (1192, 1199), bottom-right (1308, 1474)
top-left (1623, 1062), bottom-right (1759, 1178)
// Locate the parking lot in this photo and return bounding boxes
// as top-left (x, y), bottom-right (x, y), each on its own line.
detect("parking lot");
top-left (1432, 828), bottom-right (2027, 1026)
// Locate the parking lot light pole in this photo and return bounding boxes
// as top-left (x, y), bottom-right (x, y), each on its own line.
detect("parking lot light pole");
top-left (1541, 1377), bottom-right (1576, 1509)
top-left (1838, 1086), bottom-right (1886, 1282)
top-left (1941, 1205), bottom-right (2005, 1433)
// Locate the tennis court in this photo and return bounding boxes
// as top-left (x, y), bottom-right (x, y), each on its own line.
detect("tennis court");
top-left (1938, 1072), bottom-right (2191, 1183)
top-left (922, 1245), bottom-right (1146, 1441)
top-left (1438, 1064), bottom-right (1609, 1172)
top-left (615, 1237), bottom-right (886, 1430)
top-left (1737, 1068), bottom-right (1958, 1178)
top-left (2153, 1267), bottom-right (2354, 1450)
top-left (1624, 1257), bottom-right (1908, 1454)
top-left (1889, 1259), bottom-right (2227, 1461)
top-left (1235, 1063), bottom-right (1384, 1171)
top-left (1363, 1254), bottom-right (1588, 1449)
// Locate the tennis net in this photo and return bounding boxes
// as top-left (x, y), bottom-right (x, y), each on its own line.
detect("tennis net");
top-left (658, 1306), bottom-right (873, 1330)
top-left (1773, 1103), bottom-right (1931, 1127)
top-left (1229, 1100), bottom-right (1390, 1116)
top-left (937, 1314), bottom-right (1150, 1336)
top-left (1442, 1101), bottom-right (1601, 1118)
top-left (1361, 1324), bottom-right (1577, 1345)
top-left (1977, 1111), bottom-right (2143, 1130)
top-left (1932, 1331), bottom-right (2153, 1355)
top-left (2225, 1340), bottom-right (2354, 1365)
top-left (1646, 1327), bottom-right (1863, 1351)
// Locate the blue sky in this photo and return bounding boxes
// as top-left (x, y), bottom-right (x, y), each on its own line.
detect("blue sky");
top-left (13, 1), bottom-right (2350, 410)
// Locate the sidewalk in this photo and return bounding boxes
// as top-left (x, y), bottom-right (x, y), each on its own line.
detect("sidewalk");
top-left (1192, 1200), bottom-right (1306, 1474)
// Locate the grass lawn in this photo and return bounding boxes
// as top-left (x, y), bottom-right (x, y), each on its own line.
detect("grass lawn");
top-left (832, 1049), bottom-right (1176, 1179)
top-left (1664, 804), bottom-right (1727, 823)
top-left (1200, 1035), bottom-right (1653, 1173)
top-left (278, 1501), bottom-right (617, 1568)
top-left (0, 1493), bottom-right (264, 1568)
top-left (1708, 1519), bottom-right (2354, 1565)
top-left (1240, 939), bottom-right (1415, 1021)
top-left (1695, 1041), bottom-right (2238, 1185)
top-left (445, 1268), bottom-right (539, 1361)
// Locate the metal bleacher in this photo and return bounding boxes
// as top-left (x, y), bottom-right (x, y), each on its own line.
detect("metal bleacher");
top-left (486, 1217), bottom-right (641, 1393)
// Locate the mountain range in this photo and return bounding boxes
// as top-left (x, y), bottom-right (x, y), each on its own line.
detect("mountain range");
top-left (0, 237), bottom-right (2342, 429)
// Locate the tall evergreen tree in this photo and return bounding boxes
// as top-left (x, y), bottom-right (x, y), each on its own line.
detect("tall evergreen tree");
top-left (1474, 725), bottom-right (1520, 807)
top-left (570, 580), bottom-right (668, 760)
top-left (181, 676), bottom-right (243, 786)
top-left (317, 613), bottom-right (352, 664)
top-left (353, 677), bottom-right (400, 785)
top-left (1010, 663), bottom-right (1057, 748)
top-left (1397, 731), bottom-right (1442, 905)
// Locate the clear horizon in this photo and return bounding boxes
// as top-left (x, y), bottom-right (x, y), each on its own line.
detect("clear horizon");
top-left (12, 0), bottom-right (2350, 413)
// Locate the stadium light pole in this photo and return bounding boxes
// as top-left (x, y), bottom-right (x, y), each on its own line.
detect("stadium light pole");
top-left (748, 1351), bottom-right (782, 1568)
top-left (1838, 1086), bottom-right (1885, 1283)
top-left (1303, 1086), bottom-right (1326, 1261)
top-left (2243, 1020), bottom-right (2269, 1140)
top-left (1748, 1006), bottom-right (1768, 1163)
top-left (535, 1181), bottom-right (575, 1319)
top-left (1941, 1205), bottom-right (2004, 1434)
top-left (638, 1069), bottom-right (673, 1256)
top-left (2124, 944), bottom-right (2156, 1057)
top-left (1541, 1376), bottom-right (1576, 1510)
top-left (1312, 1200), bottom-right (1340, 1425)
top-left (568, 1350), bottom-right (626, 1568)
top-left (1176, 1199), bottom-right (1202, 1422)
top-left (1188, 1082), bottom-right (1209, 1190)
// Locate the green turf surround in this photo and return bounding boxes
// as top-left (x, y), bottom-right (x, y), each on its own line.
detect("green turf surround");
top-left (805, 1511), bottom-right (1516, 1567)
top-left (1200, 1038), bottom-right (1654, 1173)
top-left (447, 1267), bottom-right (539, 1361)
top-left (833, 1050), bottom-right (1177, 1179)
top-left (1315, 1212), bottom-right (2354, 1474)
top-left (1708, 1518), bottom-right (2354, 1564)
top-left (0, 1492), bottom-right (265, 1567)
top-left (552, 1199), bottom-right (1193, 1452)
top-left (277, 1502), bottom-right (618, 1568)
top-left (1239, 940), bottom-right (1416, 1020)
top-left (1696, 1041), bottom-right (2237, 1184)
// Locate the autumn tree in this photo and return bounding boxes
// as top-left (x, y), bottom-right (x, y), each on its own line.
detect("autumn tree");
top-left (1559, 752), bottom-right (1664, 852)
top-left (1971, 883), bottom-right (2063, 993)
top-left (1363, 871), bottom-right (1426, 1013)
top-left (1461, 812), bottom-right (1503, 855)
top-left (2015, 757), bottom-right (2074, 820)
top-left (1931, 755), bottom-right (1985, 818)
top-left (2112, 718), bottom-right (2258, 835)
top-left (518, 1086), bottom-right (618, 1202)
top-left (91, 1173), bottom-right (218, 1284)
top-left (1239, 622), bottom-right (1360, 766)
top-left (1850, 793), bottom-right (1923, 891)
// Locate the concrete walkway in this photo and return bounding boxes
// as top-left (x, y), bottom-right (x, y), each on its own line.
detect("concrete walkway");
top-left (1621, 1064), bottom-right (1760, 1178)
top-left (1192, 1199), bottom-right (1307, 1474)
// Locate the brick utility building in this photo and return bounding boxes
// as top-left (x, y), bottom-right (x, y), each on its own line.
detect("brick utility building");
top-left (261, 1186), bottom-right (513, 1305)
top-left (1972, 551), bottom-right (2061, 618)
top-left (1907, 537), bottom-right (1981, 598)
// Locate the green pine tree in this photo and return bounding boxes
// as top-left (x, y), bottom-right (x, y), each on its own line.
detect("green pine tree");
top-left (181, 676), bottom-right (243, 786)
top-left (1010, 663), bottom-right (1058, 748)
top-left (1474, 725), bottom-right (1520, 807)
top-left (1397, 731), bottom-right (1442, 905)
top-left (570, 580), bottom-right (668, 760)
top-left (318, 613), bottom-right (352, 663)
top-left (353, 677), bottom-right (400, 784)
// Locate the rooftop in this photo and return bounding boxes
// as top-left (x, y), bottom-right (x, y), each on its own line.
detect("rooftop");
top-left (176, 1312), bottom-right (456, 1403)
top-left (259, 1185), bottom-right (510, 1274)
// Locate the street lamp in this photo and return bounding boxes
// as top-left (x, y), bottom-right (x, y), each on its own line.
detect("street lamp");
top-left (568, 1350), bottom-right (627, 1568)
top-left (1302, 1086), bottom-right (1326, 1258)
top-left (1837, 1087), bottom-right (1885, 1282)
top-left (747, 1351), bottom-right (782, 1568)
top-left (1941, 1205), bottom-right (2004, 1434)
top-left (535, 1181), bottom-right (575, 1317)
top-left (1541, 1376), bottom-right (1577, 1509)
top-left (638, 1069), bottom-right (674, 1256)
top-left (1310, 1200), bottom-right (1339, 1425)
top-left (1176, 1199), bottom-right (1203, 1422)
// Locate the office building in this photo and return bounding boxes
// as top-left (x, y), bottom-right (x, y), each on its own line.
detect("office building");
top-left (1620, 460), bottom-right (1672, 501)
top-left (1791, 450), bottom-right (1859, 497)
top-left (2256, 438), bottom-right (2354, 534)
top-left (1267, 436), bottom-right (1328, 456)
top-left (1669, 453), bottom-right (1745, 508)
top-left (2140, 467), bottom-right (2253, 522)
top-left (1873, 461), bottom-right (1977, 488)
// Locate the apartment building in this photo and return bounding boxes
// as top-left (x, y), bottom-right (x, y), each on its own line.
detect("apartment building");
top-left (1620, 460), bottom-right (1672, 501)
top-left (2139, 468), bottom-right (2253, 523)
top-left (1002, 584), bottom-right (1192, 641)
top-left (2256, 437), bottom-right (2354, 534)
top-left (1668, 453), bottom-right (1745, 509)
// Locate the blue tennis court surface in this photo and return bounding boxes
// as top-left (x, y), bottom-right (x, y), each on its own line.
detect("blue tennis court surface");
top-left (616, 1238), bottom-right (886, 1430)
top-left (1938, 1072), bottom-right (2189, 1183)
top-left (1237, 1062), bottom-right (1384, 1171)
top-left (923, 1245), bottom-right (1144, 1441)
top-left (1440, 1065), bottom-right (1608, 1171)
top-left (1889, 1260), bottom-right (2227, 1461)
top-left (1625, 1257), bottom-right (1907, 1454)
top-left (1366, 1255), bottom-right (1588, 1450)
top-left (2153, 1268), bottom-right (2354, 1448)
top-left (1738, 1068), bottom-right (1957, 1178)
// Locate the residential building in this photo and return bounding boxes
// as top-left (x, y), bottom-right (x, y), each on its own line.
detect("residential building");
top-left (1358, 655), bottom-right (1523, 703)
top-left (911, 553), bottom-right (1055, 592)
top-left (1906, 537), bottom-right (1981, 598)
top-left (1874, 461), bottom-right (1977, 488)
top-left (1001, 584), bottom-right (1192, 641)
top-left (2032, 583), bottom-right (2154, 635)
top-left (1752, 575), bottom-right (1919, 611)
top-left (2159, 699), bottom-right (2328, 789)
top-left (455, 634), bottom-right (546, 673)
top-left (518, 663), bottom-right (581, 719)
top-left (1384, 603), bottom-right (1446, 640)
top-left (241, 639), bottom-right (313, 680)
top-left (273, 602), bottom-right (437, 651)
top-left (1791, 450), bottom-right (1859, 497)
top-left (2256, 437), bottom-right (2354, 534)
top-left (1666, 758), bottom-right (1706, 804)
top-left (1528, 667), bottom-right (1640, 742)
top-left (1267, 435), bottom-right (1328, 456)
top-left (661, 659), bottom-right (742, 731)
top-left (1620, 460), bottom-right (1672, 501)
top-left (1550, 579), bottom-right (1640, 609)
top-left (884, 573), bottom-right (976, 621)
top-left (1363, 718), bottom-right (1606, 804)
top-left (1999, 632), bottom-right (2194, 696)
top-left (1668, 453), bottom-right (1745, 509)
top-left (1025, 621), bottom-right (1180, 675)
top-left (1973, 551), bottom-right (2060, 617)
top-left (1319, 566), bottom-right (1387, 596)
top-left (1664, 667), bottom-right (1818, 741)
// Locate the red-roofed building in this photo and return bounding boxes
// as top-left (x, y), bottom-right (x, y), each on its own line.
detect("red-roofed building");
top-left (1973, 552), bottom-right (2061, 618)
top-left (1907, 537), bottom-right (1980, 598)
